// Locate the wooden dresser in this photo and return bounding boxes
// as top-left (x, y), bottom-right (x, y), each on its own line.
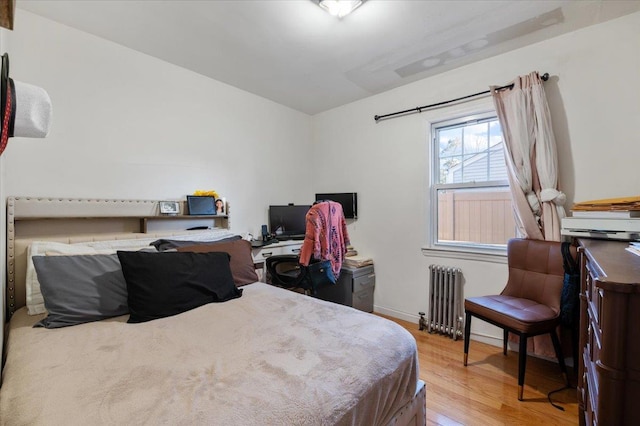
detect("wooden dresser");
top-left (577, 239), bottom-right (640, 425)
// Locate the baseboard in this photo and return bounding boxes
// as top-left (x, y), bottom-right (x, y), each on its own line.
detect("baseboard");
top-left (374, 305), bottom-right (505, 346)
top-left (374, 306), bottom-right (574, 366)
top-left (373, 305), bottom-right (419, 324)
top-left (468, 332), bottom-right (503, 347)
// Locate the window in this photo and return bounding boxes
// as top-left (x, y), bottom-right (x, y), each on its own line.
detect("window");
top-left (430, 112), bottom-right (515, 253)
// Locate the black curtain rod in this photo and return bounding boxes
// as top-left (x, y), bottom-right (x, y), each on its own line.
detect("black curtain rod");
top-left (373, 72), bottom-right (549, 122)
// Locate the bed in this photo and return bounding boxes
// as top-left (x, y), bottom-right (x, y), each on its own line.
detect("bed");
top-left (1, 197), bottom-right (426, 425)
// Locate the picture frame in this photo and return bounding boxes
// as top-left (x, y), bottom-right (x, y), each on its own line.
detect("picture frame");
top-left (215, 198), bottom-right (226, 216)
top-left (159, 201), bottom-right (180, 215)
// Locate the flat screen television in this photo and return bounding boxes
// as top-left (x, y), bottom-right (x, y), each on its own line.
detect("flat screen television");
top-left (315, 192), bottom-right (357, 219)
top-left (269, 205), bottom-right (311, 240)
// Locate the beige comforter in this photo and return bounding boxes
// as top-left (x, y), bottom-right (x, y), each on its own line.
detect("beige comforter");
top-left (1, 283), bottom-right (418, 425)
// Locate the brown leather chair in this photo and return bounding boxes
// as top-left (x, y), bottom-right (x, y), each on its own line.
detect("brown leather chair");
top-left (463, 238), bottom-right (572, 400)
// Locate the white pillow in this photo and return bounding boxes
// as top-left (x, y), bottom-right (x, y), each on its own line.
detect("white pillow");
top-left (25, 240), bottom-right (157, 315)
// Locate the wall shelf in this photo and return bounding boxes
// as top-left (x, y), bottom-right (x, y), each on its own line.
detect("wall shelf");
top-left (6, 197), bottom-right (231, 237)
top-left (141, 215), bottom-right (229, 232)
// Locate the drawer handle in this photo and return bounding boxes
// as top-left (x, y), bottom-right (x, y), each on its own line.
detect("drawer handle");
top-left (291, 249), bottom-right (301, 254)
top-left (262, 252), bottom-right (273, 257)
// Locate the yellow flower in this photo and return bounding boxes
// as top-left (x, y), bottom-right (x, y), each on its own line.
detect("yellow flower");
top-left (193, 190), bottom-right (220, 199)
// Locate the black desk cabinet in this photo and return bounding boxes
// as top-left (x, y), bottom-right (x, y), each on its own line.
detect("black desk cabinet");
top-left (314, 264), bottom-right (375, 312)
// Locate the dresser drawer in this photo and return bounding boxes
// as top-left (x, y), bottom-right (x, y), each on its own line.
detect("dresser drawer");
top-left (585, 264), bottom-right (601, 325)
top-left (353, 288), bottom-right (374, 313)
top-left (587, 314), bottom-right (601, 365)
top-left (252, 242), bottom-right (303, 263)
top-left (280, 244), bottom-right (302, 256)
top-left (353, 272), bottom-right (375, 292)
top-left (252, 246), bottom-right (283, 262)
top-left (584, 353), bottom-right (598, 425)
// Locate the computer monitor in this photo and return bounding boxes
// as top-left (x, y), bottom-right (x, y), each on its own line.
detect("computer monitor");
top-left (315, 192), bottom-right (357, 219)
top-left (268, 205), bottom-right (310, 240)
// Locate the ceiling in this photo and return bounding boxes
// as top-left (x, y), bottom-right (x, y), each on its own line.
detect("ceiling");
top-left (17, 0), bottom-right (640, 115)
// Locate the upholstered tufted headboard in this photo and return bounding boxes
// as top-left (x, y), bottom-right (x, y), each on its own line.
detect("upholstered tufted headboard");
top-left (5, 196), bottom-right (231, 319)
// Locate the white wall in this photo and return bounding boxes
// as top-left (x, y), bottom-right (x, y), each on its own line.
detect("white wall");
top-left (312, 12), bottom-right (640, 342)
top-left (3, 10), bottom-right (314, 237)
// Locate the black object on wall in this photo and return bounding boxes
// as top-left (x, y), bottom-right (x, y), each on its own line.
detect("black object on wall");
top-left (315, 193), bottom-right (357, 219)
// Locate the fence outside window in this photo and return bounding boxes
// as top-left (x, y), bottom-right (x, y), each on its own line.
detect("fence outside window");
top-left (431, 112), bottom-right (515, 251)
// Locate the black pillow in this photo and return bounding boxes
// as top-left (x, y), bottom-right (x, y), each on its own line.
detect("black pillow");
top-left (117, 251), bottom-right (242, 323)
top-left (149, 235), bottom-right (241, 252)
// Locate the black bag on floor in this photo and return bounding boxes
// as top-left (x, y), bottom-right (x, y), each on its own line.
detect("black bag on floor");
top-left (560, 242), bottom-right (579, 327)
top-left (303, 259), bottom-right (336, 293)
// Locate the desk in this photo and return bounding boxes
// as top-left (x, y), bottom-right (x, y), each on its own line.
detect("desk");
top-left (252, 241), bottom-right (375, 312)
top-left (251, 240), bottom-right (303, 281)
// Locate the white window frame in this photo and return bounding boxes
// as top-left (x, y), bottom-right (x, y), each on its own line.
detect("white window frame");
top-left (421, 99), bottom-right (509, 263)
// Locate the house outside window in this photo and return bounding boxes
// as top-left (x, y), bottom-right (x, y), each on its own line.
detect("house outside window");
top-left (430, 112), bottom-right (515, 254)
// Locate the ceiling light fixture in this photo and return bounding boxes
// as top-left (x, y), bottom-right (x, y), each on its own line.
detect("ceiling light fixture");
top-left (313, 0), bottom-right (366, 18)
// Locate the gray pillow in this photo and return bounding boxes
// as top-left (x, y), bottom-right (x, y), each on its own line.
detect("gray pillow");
top-left (32, 254), bottom-right (128, 329)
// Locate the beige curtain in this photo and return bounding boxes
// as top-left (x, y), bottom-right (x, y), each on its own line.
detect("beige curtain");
top-left (491, 71), bottom-right (565, 241)
top-left (492, 72), bottom-right (566, 358)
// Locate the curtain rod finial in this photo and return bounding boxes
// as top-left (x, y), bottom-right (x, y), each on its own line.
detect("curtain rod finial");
top-left (541, 72), bottom-right (549, 81)
top-left (374, 115), bottom-right (380, 122)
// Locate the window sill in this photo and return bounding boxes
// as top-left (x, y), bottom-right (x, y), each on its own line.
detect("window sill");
top-left (421, 246), bottom-right (507, 264)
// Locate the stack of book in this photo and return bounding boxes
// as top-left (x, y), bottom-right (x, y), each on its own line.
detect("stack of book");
top-left (562, 196), bottom-right (640, 240)
top-left (571, 196), bottom-right (640, 218)
top-left (343, 255), bottom-right (373, 268)
top-left (626, 242), bottom-right (640, 257)
top-left (345, 245), bottom-right (358, 257)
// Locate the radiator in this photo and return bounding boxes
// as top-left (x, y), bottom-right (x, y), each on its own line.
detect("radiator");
top-left (427, 265), bottom-right (463, 340)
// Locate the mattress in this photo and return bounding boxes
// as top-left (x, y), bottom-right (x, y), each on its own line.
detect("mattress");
top-left (1, 282), bottom-right (419, 425)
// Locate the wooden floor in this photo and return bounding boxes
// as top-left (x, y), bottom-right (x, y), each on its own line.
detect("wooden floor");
top-left (384, 316), bottom-right (579, 426)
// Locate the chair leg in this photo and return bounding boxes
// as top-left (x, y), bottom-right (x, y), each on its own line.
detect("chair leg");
top-left (503, 329), bottom-right (509, 355)
top-left (550, 329), bottom-right (570, 387)
top-left (463, 312), bottom-right (472, 366)
top-left (518, 335), bottom-right (527, 401)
